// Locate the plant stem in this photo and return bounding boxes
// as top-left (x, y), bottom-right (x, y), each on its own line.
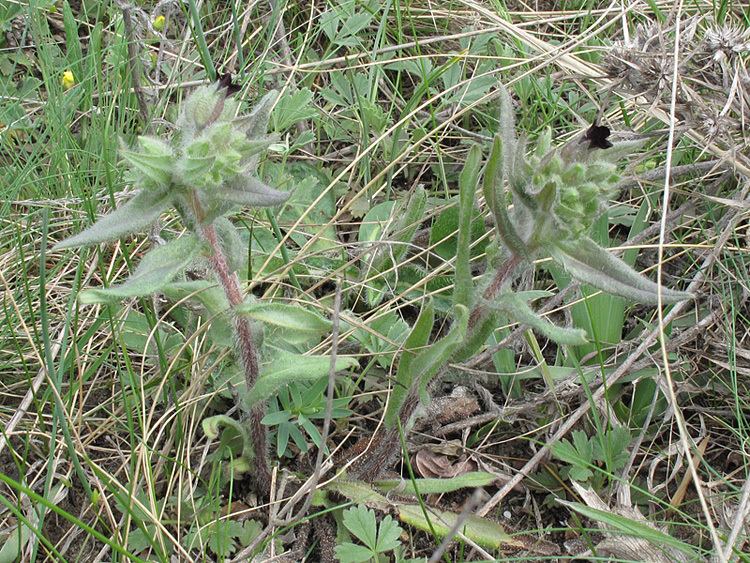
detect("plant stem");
top-left (201, 221), bottom-right (271, 495)
top-left (353, 254), bottom-right (521, 481)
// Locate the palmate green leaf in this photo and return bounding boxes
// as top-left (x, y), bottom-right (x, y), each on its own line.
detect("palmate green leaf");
top-left (78, 235), bottom-right (200, 303)
top-left (271, 88), bottom-right (319, 131)
top-left (54, 190), bottom-right (171, 250)
top-left (234, 302), bottom-right (332, 344)
top-left (485, 290), bottom-right (588, 346)
top-left (546, 238), bottom-right (694, 305)
top-left (242, 350), bottom-right (357, 409)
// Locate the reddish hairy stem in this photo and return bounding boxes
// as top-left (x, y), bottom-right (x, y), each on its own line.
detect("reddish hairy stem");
top-left (201, 222), bottom-right (271, 495)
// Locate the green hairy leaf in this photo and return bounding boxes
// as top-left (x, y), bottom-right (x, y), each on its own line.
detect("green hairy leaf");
top-left (234, 302), bottom-right (332, 344)
top-left (53, 190), bottom-right (171, 250)
top-left (242, 351), bottom-right (357, 409)
top-left (375, 472), bottom-right (496, 495)
top-left (214, 175), bottom-right (290, 208)
top-left (547, 238), bottom-right (693, 305)
top-left (327, 479), bottom-right (523, 553)
top-left (486, 290), bottom-right (589, 345)
top-left (455, 144), bottom-right (481, 307)
top-left (78, 235), bottom-right (201, 303)
top-left (397, 504), bottom-right (513, 551)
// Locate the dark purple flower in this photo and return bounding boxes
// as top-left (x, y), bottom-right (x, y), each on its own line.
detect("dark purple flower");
top-left (216, 73), bottom-right (241, 98)
top-left (581, 122), bottom-right (613, 150)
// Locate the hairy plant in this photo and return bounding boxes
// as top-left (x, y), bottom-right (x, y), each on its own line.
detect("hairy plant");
top-left (350, 87), bottom-right (694, 482)
top-left (55, 75), bottom-right (293, 496)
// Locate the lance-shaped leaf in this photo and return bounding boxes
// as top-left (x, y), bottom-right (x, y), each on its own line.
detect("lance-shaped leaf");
top-left (546, 238), bottom-right (693, 305)
top-left (234, 302), bottom-right (332, 344)
top-left (415, 304), bottom-right (468, 401)
top-left (484, 290), bottom-right (588, 346)
top-left (78, 235), bottom-right (200, 303)
top-left (385, 299), bottom-right (435, 428)
top-left (390, 185), bottom-right (427, 264)
top-left (455, 145), bottom-right (480, 308)
top-left (215, 175), bottom-right (291, 208)
top-left (559, 499), bottom-right (698, 559)
top-left (54, 190), bottom-right (171, 250)
top-left (242, 350), bottom-right (357, 409)
top-left (375, 472), bottom-right (496, 495)
top-left (483, 136), bottom-right (529, 260)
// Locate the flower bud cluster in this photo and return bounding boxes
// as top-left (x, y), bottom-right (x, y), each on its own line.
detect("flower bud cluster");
top-left (487, 119), bottom-right (640, 257)
top-left (118, 76), bottom-right (285, 219)
top-left (524, 130), bottom-right (621, 237)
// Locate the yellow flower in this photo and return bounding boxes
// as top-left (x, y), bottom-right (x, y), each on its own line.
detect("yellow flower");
top-left (62, 70), bottom-right (75, 90)
top-left (153, 15), bottom-right (165, 32)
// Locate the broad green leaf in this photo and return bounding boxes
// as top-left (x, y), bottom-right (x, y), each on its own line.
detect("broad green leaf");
top-left (242, 351), bottom-right (357, 409)
top-left (559, 500), bottom-right (699, 558)
top-left (547, 238), bottom-right (693, 305)
top-left (375, 472), bottom-right (496, 495)
top-left (429, 200), bottom-right (485, 263)
top-left (78, 235), bottom-right (200, 303)
top-left (486, 290), bottom-right (589, 345)
top-left (54, 190), bottom-right (171, 250)
top-left (0, 522), bottom-right (31, 563)
top-left (234, 302), bottom-right (332, 344)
